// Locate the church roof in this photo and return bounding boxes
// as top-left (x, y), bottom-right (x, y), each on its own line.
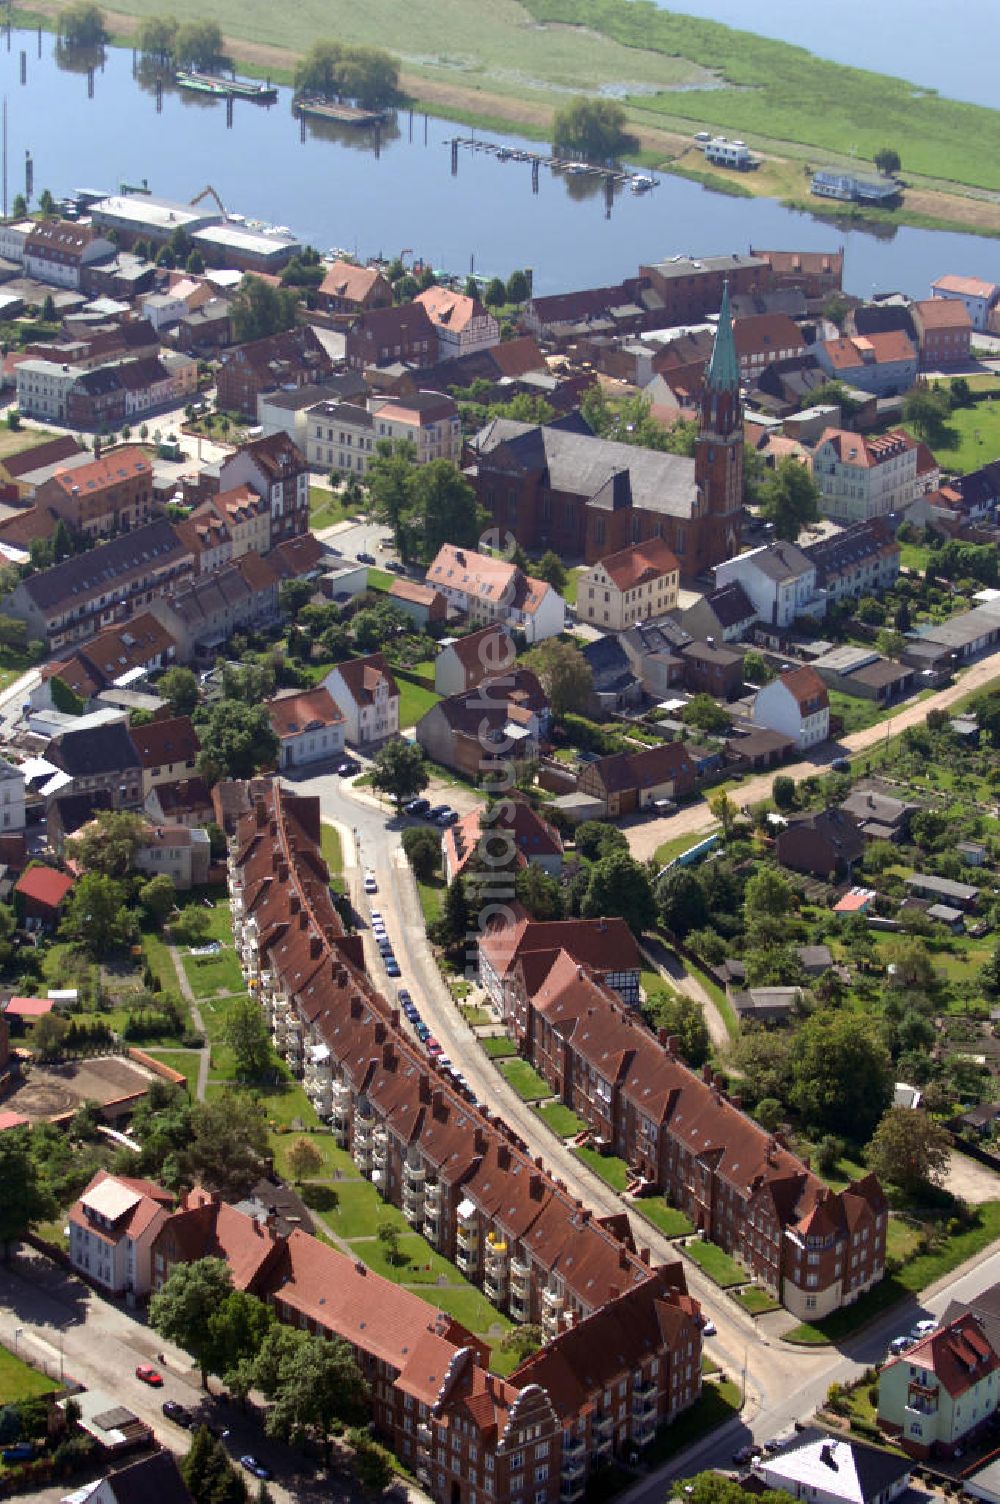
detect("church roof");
top-left (705, 281), bottom-right (740, 392)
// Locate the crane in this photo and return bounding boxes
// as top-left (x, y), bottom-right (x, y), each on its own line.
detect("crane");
top-left (190, 184), bottom-right (227, 219)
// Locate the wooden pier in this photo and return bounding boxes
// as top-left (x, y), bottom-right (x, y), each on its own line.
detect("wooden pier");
top-left (446, 135), bottom-right (656, 193)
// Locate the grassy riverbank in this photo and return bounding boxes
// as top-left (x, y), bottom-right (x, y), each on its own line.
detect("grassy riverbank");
top-left (24, 0), bottom-right (1000, 237)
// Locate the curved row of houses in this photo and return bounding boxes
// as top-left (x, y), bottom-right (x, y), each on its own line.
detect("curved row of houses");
top-left (227, 779), bottom-right (704, 1503)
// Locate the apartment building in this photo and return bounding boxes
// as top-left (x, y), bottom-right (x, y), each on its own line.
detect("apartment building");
top-left (321, 653), bottom-right (400, 747)
top-left (134, 823), bottom-right (211, 889)
top-left (814, 332), bottom-right (918, 397)
top-left (753, 666), bottom-right (830, 749)
top-left (715, 541), bottom-right (826, 628)
top-left (803, 517), bottom-right (901, 602)
top-left (35, 447), bottom-right (155, 540)
top-left (478, 915), bottom-right (642, 1019)
top-left (426, 545), bottom-right (565, 643)
top-left (577, 538), bottom-right (679, 632)
top-left (2, 518), bottom-right (194, 651)
top-left (68, 1171), bottom-right (173, 1296)
top-left (307, 392), bottom-right (461, 475)
top-left (15, 358), bottom-right (84, 421)
top-left (215, 433), bottom-right (311, 550)
top-left (414, 287), bottom-right (500, 356)
top-left (909, 299), bottom-right (972, 368)
top-left (501, 943), bottom-right (886, 1321)
top-left (24, 220), bottom-right (115, 289)
top-left (811, 428), bottom-right (924, 523)
top-left (930, 274), bottom-right (1000, 333)
top-left (215, 326), bottom-right (334, 417)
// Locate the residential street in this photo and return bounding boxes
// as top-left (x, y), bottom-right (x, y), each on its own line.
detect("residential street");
top-left (626, 642), bottom-right (1000, 862)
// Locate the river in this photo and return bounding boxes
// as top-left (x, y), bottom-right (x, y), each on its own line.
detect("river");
top-left (0, 30), bottom-right (996, 298)
top-left (656, 0), bottom-right (1000, 112)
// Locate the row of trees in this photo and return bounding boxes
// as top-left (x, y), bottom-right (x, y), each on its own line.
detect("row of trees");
top-left (135, 16), bottom-right (226, 69)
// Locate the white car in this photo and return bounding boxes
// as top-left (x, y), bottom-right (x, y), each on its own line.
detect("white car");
top-left (910, 1319), bottom-right (938, 1340)
top-left (363, 871), bottom-right (378, 894)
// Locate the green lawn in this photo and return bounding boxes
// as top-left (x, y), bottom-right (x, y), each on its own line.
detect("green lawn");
top-left (654, 828), bottom-right (720, 870)
top-left (642, 1379), bottom-right (741, 1465)
top-left (482, 1034), bottom-right (517, 1059)
top-left (347, 1232), bottom-right (461, 1285)
top-left (633, 1201), bottom-right (694, 1239)
top-left (460, 1004), bottom-right (493, 1027)
top-left (309, 485), bottom-right (359, 531)
top-left (732, 1285), bottom-right (782, 1315)
top-left (899, 541), bottom-right (933, 574)
top-left (683, 1239), bottom-right (747, 1289)
top-left (199, 991), bottom-right (248, 1045)
top-left (367, 567), bottom-right (394, 593)
top-left (886, 1218), bottom-right (923, 1262)
top-left (535, 1102), bottom-right (588, 1137)
top-left (417, 874), bottom-right (445, 927)
top-left (271, 1133), bottom-right (359, 1183)
top-left (0, 645), bottom-right (38, 693)
top-left (141, 926), bottom-right (175, 992)
top-left (181, 945), bottom-right (245, 999)
top-left (498, 1058), bottom-right (552, 1102)
top-left (397, 677), bottom-right (441, 728)
top-left (828, 691), bottom-right (885, 736)
top-left (786, 1201), bottom-right (1000, 1345)
top-left (320, 821), bottom-right (343, 892)
top-left (901, 389), bottom-right (1000, 474)
top-left (320, 1179), bottom-right (410, 1241)
top-left (144, 1049), bottom-right (200, 1093)
top-left (572, 1145), bottom-right (631, 1192)
top-left (0, 1343), bottom-right (58, 1403)
top-left (421, 1285), bottom-right (513, 1343)
top-left (562, 567), bottom-right (586, 607)
top-left (255, 1076), bottom-right (318, 1129)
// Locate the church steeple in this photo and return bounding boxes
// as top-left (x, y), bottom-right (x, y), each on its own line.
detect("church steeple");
top-left (705, 280), bottom-right (740, 393)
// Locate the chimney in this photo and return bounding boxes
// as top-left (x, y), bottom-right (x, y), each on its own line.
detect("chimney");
top-left (382, 1042), bottom-right (394, 1068)
top-left (374, 1021), bottom-right (386, 1045)
top-left (640, 1246), bottom-right (650, 1265)
top-left (290, 894), bottom-right (301, 915)
top-left (618, 1247), bottom-right (630, 1269)
top-left (350, 996), bottom-right (363, 1020)
top-left (702, 1063), bottom-right (713, 1084)
top-left (529, 1173), bottom-right (543, 1200)
top-left (535, 1157), bottom-right (544, 1170)
top-left (419, 1073), bottom-right (432, 1105)
top-left (474, 1128), bottom-right (487, 1155)
top-left (355, 1261), bottom-right (367, 1276)
top-left (432, 1090), bottom-right (445, 1119)
top-left (580, 1208), bottom-right (591, 1225)
top-left (802, 1154), bottom-right (811, 1170)
top-left (255, 800), bottom-right (268, 828)
top-left (298, 910), bottom-right (308, 931)
top-left (335, 966), bottom-right (348, 987)
top-left (731, 1093), bottom-right (743, 1110)
top-left (498, 1144), bottom-right (511, 1171)
top-left (713, 1072), bottom-right (725, 1092)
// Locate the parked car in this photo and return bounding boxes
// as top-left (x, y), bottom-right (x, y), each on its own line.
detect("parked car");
top-left (162, 1399), bottom-right (193, 1427)
top-left (426, 1038), bottom-right (442, 1055)
top-left (438, 1056), bottom-right (452, 1072)
top-left (406, 798), bottom-right (432, 818)
top-left (701, 1318), bottom-right (717, 1337)
top-left (435, 808), bottom-right (458, 827)
top-left (135, 1365), bottom-right (163, 1386)
top-left (240, 1456), bottom-right (273, 1481)
top-left (363, 870), bottom-right (378, 894)
top-left (356, 551), bottom-right (376, 565)
top-left (397, 988), bottom-right (413, 1005)
top-left (889, 1335), bottom-right (913, 1355)
top-left (386, 560), bottom-right (407, 575)
top-left (911, 1319), bottom-right (938, 1339)
top-left (732, 1445), bottom-right (759, 1465)
top-left (427, 804), bottom-right (450, 821)
top-left (831, 757), bottom-right (851, 774)
top-left (385, 958), bottom-right (401, 977)
top-left (415, 1024), bottom-right (430, 1041)
top-left (337, 758), bottom-right (359, 777)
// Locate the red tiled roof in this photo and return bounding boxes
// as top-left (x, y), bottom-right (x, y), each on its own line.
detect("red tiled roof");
top-left (932, 274), bottom-right (999, 301)
top-left (48, 447), bottom-right (152, 498)
top-left (319, 260), bottom-right (387, 304)
top-left (596, 537), bottom-right (679, 592)
top-left (129, 716), bottom-right (201, 770)
top-left (4, 997), bottom-right (54, 1017)
top-left (778, 665), bottom-right (828, 713)
top-left (887, 1313), bottom-right (999, 1399)
top-left (267, 686), bottom-right (344, 741)
top-left (415, 286), bottom-right (491, 335)
top-left (443, 798), bottom-right (562, 877)
top-left (328, 652), bottom-right (398, 707)
top-left (479, 915), bottom-right (641, 982)
top-left (15, 865), bottom-right (74, 908)
top-left (912, 298), bottom-right (973, 331)
top-left (815, 427), bottom-right (917, 469)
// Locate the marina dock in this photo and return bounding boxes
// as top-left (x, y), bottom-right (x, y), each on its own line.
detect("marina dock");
top-left (446, 135), bottom-right (656, 193)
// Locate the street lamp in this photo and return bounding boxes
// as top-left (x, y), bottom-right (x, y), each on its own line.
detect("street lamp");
top-left (13, 1327), bottom-right (22, 1354)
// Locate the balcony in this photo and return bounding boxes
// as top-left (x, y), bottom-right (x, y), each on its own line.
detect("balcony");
top-left (594, 1415), bottom-right (613, 1439)
top-left (509, 1288), bottom-right (531, 1322)
top-left (456, 1246), bottom-right (479, 1276)
top-left (905, 1398), bottom-right (938, 1417)
top-left (510, 1258), bottom-right (530, 1289)
top-left (484, 1270), bottom-right (507, 1303)
top-left (543, 1287), bottom-right (564, 1313)
top-left (424, 1180), bottom-right (443, 1207)
top-left (354, 1114), bottom-right (375, 1145)
top-left (405, 1162), bottom-right (426, 1185)
top-left (485, 1234), bottom-right (508, 1267)
top-left (561, 1481), bottom-right (585, 1503)
top-left (457, 1223), bottom-right (479, 1252)
top-left (417, 1423), bottom-right (432, 1445)
top-left (633, 1382), bottom-right (657, 1409)
top-left (632, 1415), bottom-right (656, 1447)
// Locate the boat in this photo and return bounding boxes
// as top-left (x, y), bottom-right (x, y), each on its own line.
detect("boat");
top-left (293, 95), bottom-right (387, 126)
top-left (630, 174), bottom-right (654, 193)
top-left (175, 69), bottom-right (278, 102)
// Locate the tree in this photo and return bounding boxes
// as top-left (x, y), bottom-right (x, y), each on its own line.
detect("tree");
top-left (483, 277), bottom-right (506, 308)
top-left (173, 19), bottom-right (223, 68)
top-left (254, 1327), bottom-right (367, 1458)
top-left (681, 693), bottom-right (730, 734)
top-left (293, 39), bottom-right (399, 107)
top-left (885, 936), bottom-right (937, 991)
top-left (788, 1013), bottom-right (892, 1139)
top-left (32, 1012), bottom-right (69, 1061)
top-left (535, 550), bottom-right (566, 591)
top-left (525, 638), bottom-right (593, 717)
top-left (410, 461), bottom-right (485, 562)
top-left (197, 702), bottom-right (279, 782)
top-left (708, 790), bottom-right (738, 839)
top-left (582, 851), bottom-right (655, 937)
top-left (37, 189), bottom-right (56, 218)
top-left (186, 249), bottom-right (205, 275)
top-left (184, 1092), bottom-right (270, 1199)
top-left (874, 147), bottom-right (901, 176)
top-left (552, 97), bottom-right (637, 161)
top-left (149, 1258), bottom-right (235, 1387)
top-left (377, 1220), bottom-right (401, 1264)
top-left (224, 995), bottom-right (272, 1081)
top-left (171, 904), bottom-right (212, 947)
top-left (440, 875), bottom-right (470, 947)
top-left (574, 821), bottom-right (628, 862)
top-left (876, 628), bottom-right (905, 661)
top-left (60, 873), bottom-right (136, 955)
top-left (136, 15), bottom-right (178, 60)
top-left (514, 863), bottom-right (563, 920)
top-left (505, 269), bottom-right (530, 305)
top-left (772, 774), bottom-right (795, 811)
top-left (70, 810), bottom-right (146, 879)
top-left (743, 867), bottom-right (793, 949)
top-left (0, 1128), bottom-right (50, 1257)
top-left (656, 867), bottom-right (708, 940)
top-left (57, 1), bottom-right (107, 46)
top-left (11, 194), bottom-right (26, 219)
top-left (286, 1137), bottom-right (324, 1182)
top-left (401, 825), bottom-right (441, 881)
top-left (742, 649), bottom-right (774, 686)
top-left (182, 1425), bottom-right (248, 1504)
top-left (760, 456), bottom-right (820, 541)
top-left (229, 275), bottom-right (298, 343)
top-left (904, 386), bottom-right (951, 445)
top-left (867, 1106), bottom-right (950, 1194)
top-left (646, 990), bottom-right (710, 1067)
top-left (159, 666), bottom-right (199, 717)
top-left (369, 739), bottom-right (428, 811)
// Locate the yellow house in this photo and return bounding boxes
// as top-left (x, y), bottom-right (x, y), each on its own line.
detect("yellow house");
top-left (578, 536), bottom-right (679, 632)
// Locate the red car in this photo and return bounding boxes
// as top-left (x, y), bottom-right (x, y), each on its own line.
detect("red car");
top-left (135, 1364), bottom-right (163, 1387)
top-left (426, 1039), bottom-right (442, 1055)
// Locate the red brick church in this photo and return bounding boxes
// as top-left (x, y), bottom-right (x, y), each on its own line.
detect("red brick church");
top-left (466, 285), bottom-right (744, 577)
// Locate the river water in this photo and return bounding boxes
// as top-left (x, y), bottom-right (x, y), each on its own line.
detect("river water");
top-left (1, 29), bottom-right (997, 298)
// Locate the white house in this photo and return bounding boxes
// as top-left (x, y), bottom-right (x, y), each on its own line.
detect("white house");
top-left (931, 274), bottom-right (1000, 334)
top-left (0, 757), bottom-right (26, 833)
top-left (433, 624), bottom-right (517, 697)
top-left (715, 541), bottom-right (826, 628)
top-left (15, 359), bottom-right (85, 422)
top-left (810, 427), bottom-right (923, 523)
top-left (425, 544), bottom-right (565, 643)
top-left (414, 287), bottom-right (500, 355)
top-left (0, 220), bottom-right (34, 266)
top-left (140, 290), bottom-right (188, 331)
top-left (68, 1171), bottom-right (172, 1297)
top-left (267, 686), bottom-right (346, 770)
top-left (577, 537), bottom-right (679, 632)
top-left (756, 1431), bottom-right (911, 1504)
top-left (321, 653), bottom-right (400, 746)
top-left (753, 665), bottom-right (830, 749)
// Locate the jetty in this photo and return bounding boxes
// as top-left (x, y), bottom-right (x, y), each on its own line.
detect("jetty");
top-left (446, 135), bottom-right (657, 193)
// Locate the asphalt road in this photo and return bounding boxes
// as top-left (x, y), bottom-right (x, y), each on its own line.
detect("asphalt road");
top-left (626, 642), bottom-right (1000, 862)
